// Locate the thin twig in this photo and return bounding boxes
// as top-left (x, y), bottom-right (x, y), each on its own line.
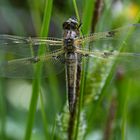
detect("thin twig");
top-left (103, 96), bottom-right (117, 140)
top-left (91, 0), bottom-right (104, 32)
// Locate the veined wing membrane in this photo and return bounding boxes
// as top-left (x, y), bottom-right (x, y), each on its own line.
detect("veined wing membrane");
top-left (75, 24), bottom-right (140, 51)
top-left (0, 35), bottom-right (63, 45)
top-left (76, 48), bottom-right (140, 73)
top-left (0, 49), bottom-right (65, 78)
top-left (0, 35), bottom-right (63, 58)
top-left (76, 48), bottom-right (140, 59)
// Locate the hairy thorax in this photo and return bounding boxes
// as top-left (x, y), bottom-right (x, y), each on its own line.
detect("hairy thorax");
top-left (63, 30), bottom-right (78, 53)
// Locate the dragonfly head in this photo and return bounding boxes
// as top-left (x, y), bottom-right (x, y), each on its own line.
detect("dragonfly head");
top-left (63, 17), bottom-right (80, 30)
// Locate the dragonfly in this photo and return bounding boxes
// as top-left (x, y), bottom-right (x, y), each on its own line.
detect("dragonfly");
top-left (0, 17), bottom-right (140, 113)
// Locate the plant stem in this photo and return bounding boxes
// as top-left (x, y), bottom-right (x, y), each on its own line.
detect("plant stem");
top-left (24, 1), bottom-right (53, 140)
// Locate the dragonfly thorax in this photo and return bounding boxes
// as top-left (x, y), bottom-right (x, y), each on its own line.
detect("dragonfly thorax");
top-left (63, 18), bottom-right (80, 53)
top-left (64, 38), bottom-right (76, 52)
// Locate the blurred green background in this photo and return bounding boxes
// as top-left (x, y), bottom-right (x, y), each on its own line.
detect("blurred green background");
top-left (0, 0), bottom-right (140, 140)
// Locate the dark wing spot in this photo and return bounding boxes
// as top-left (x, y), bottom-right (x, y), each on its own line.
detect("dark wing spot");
top-left (106, 31), bottom-right (116, 37)
top-left (28, 57), bottom-right (40, 63)
top-left (103, 51), bottom-right (114, 58)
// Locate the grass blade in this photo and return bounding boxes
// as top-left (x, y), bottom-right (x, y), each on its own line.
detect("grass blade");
top-left (24, 0), bottom-right (53, 140)
top-left (72, 0), bottom-right (80, 22)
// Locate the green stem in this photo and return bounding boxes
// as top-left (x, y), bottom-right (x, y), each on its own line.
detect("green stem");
top-left (72, 0), bottom-right (80, 22)
top-left (24, 0), bottom-right (53, 140)
top-left (40, 89), bottom-right (50, 139)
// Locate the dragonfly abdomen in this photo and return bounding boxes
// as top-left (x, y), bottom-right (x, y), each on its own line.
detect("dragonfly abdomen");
top-left (65, 52), bottom-right (78, 113)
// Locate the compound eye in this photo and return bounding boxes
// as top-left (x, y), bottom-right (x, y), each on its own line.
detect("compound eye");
top-left (63, 22), bottom-right (70, 29)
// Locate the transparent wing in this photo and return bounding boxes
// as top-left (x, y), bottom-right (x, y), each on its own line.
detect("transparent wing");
top-left (77, 49), bottom-right (140, 104)
top-left (77, 47), bottom-right (140, 105)
top-left (76, 48), bottom-right (140, 61)
top-left (76, 48), bottom-right (140, 73)
top-left (0, 35), bottom-right (63, 45)
top-left (75, 23), bottom-right (140, 72)
top-left (0, 35), bottom-right (65, 78)
top-left (0, 35), bottom-right (63, 57)
top-left (0, 49), bottom-right (65, 78)
top-left (75, 24), bottom-right (140, 103)
top-left (76, 48), bottom-right (140, 59)
top-left (75, 24), bottom-right (140, 45)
